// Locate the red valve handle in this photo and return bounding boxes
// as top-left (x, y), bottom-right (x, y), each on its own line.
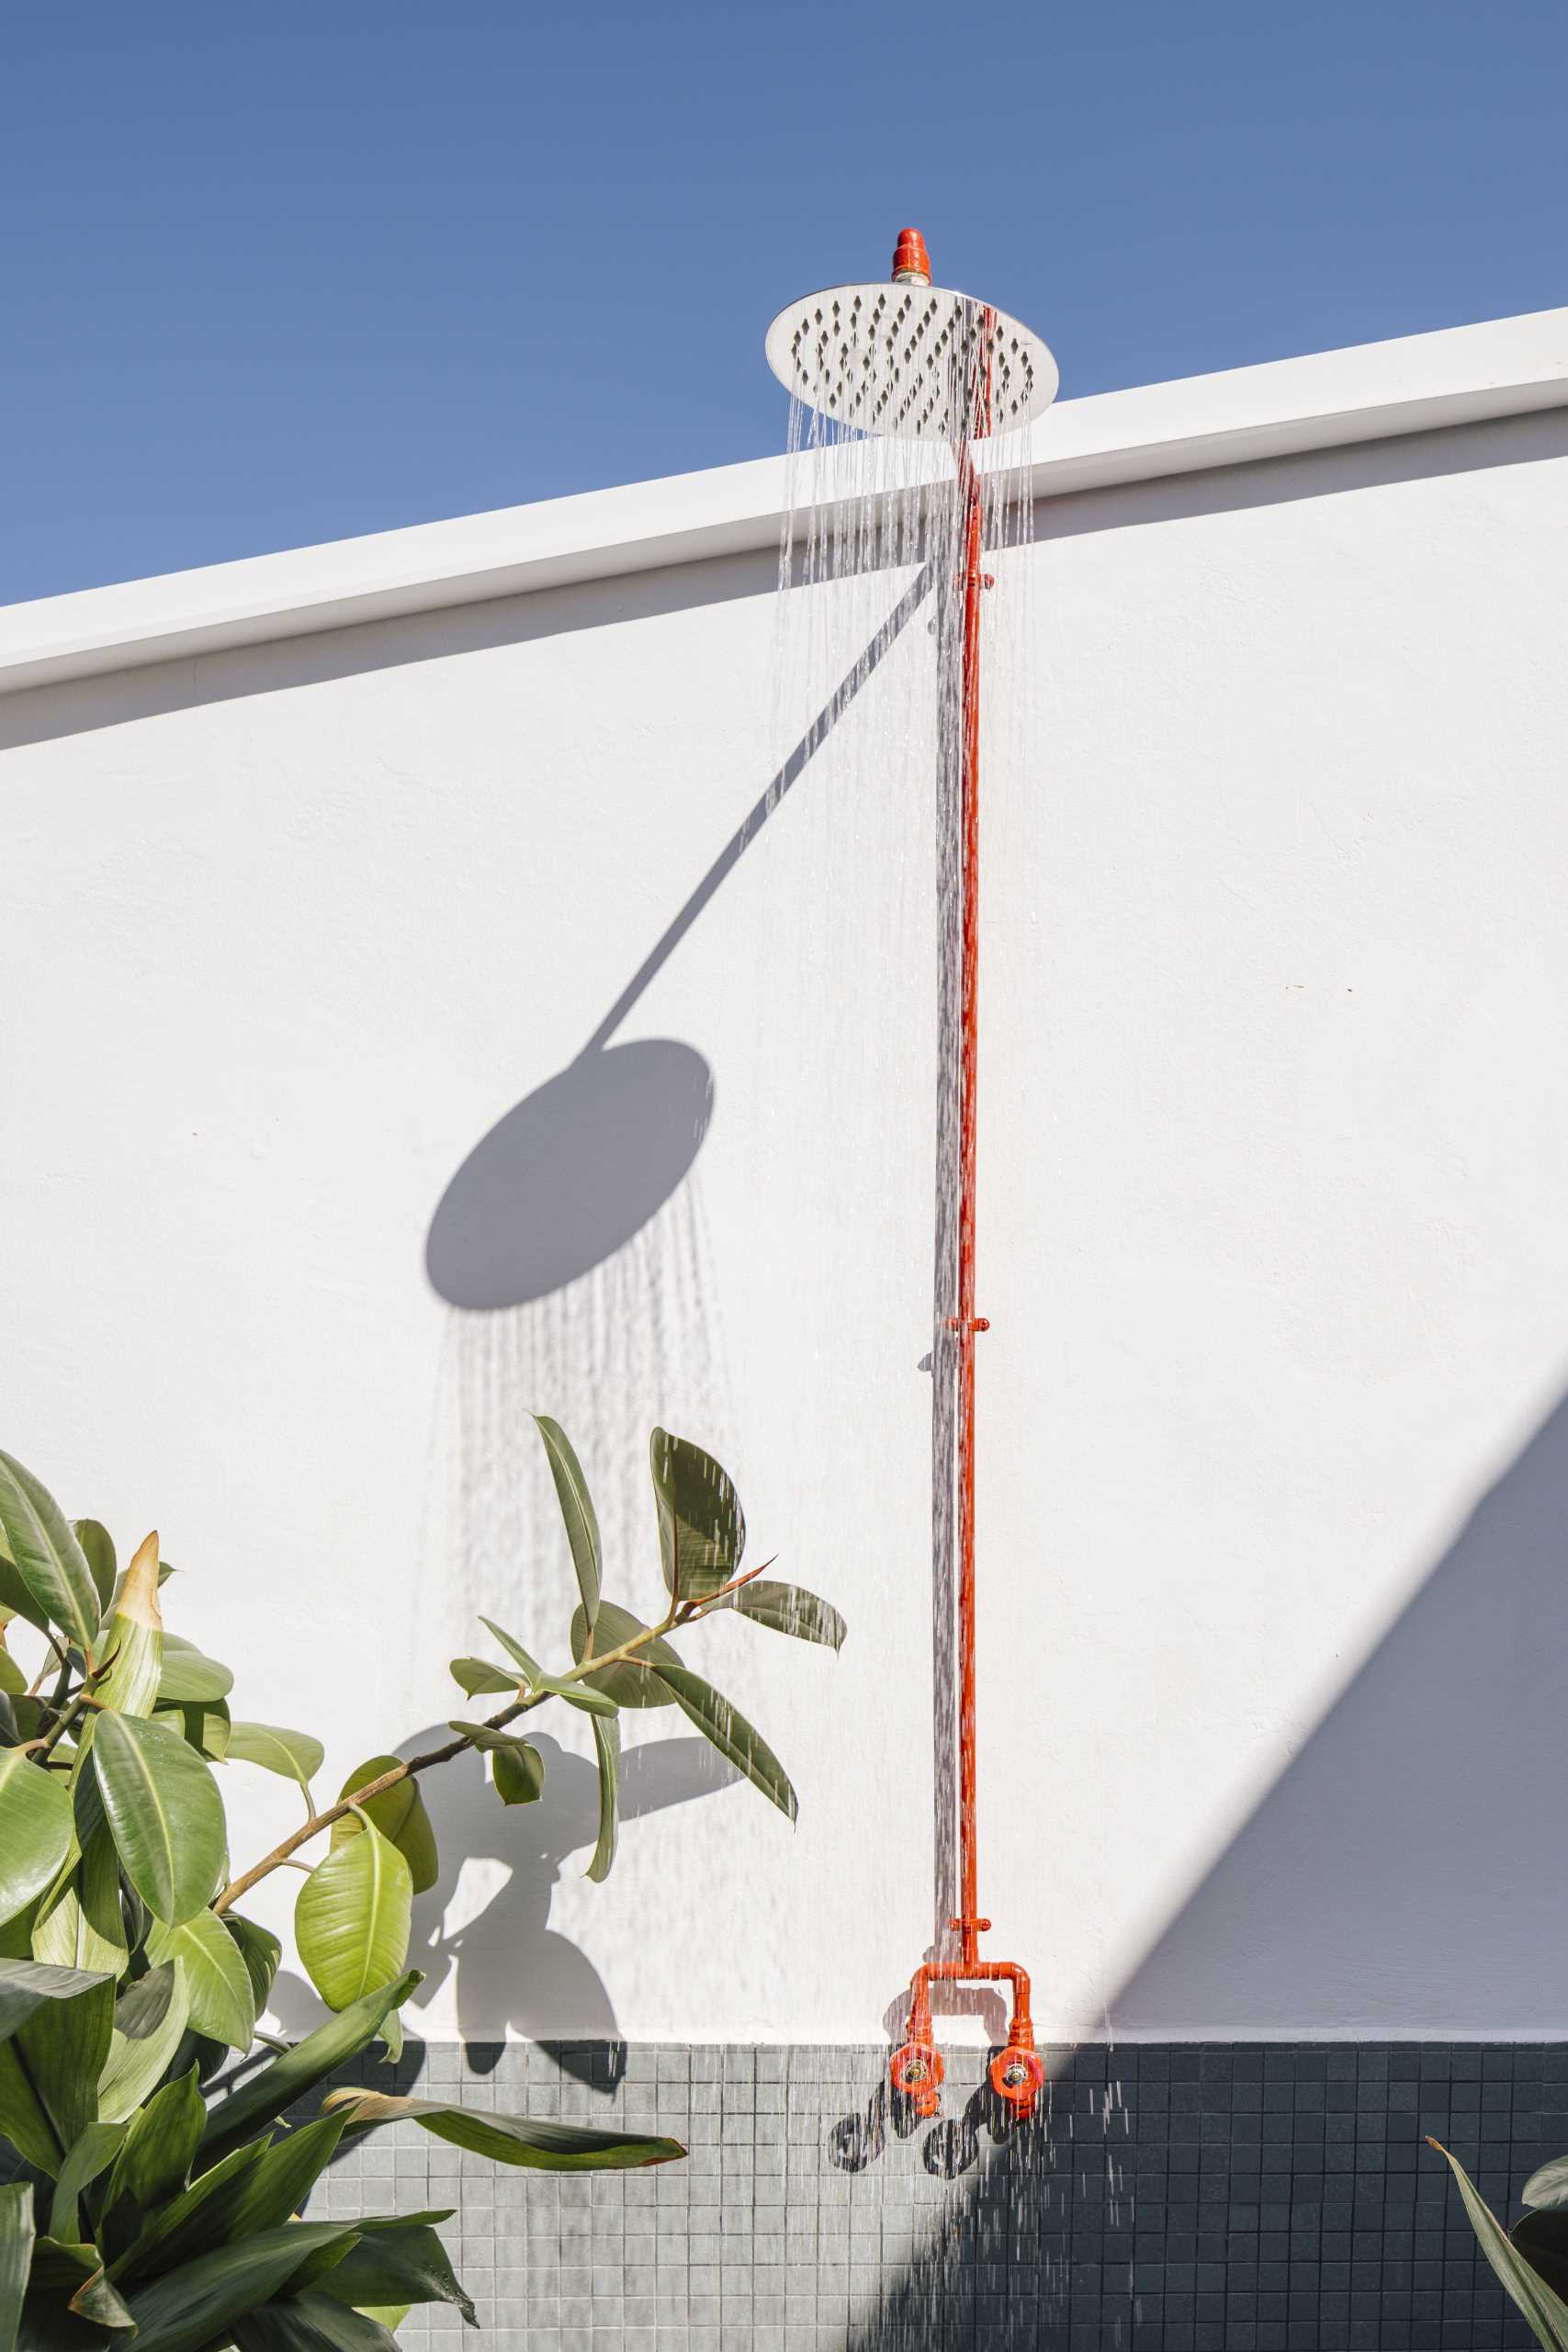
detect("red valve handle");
top-left (890, 2040), bottom-right (944, 2118)
top-left (988, 2043), bottom-right (1044, 2119)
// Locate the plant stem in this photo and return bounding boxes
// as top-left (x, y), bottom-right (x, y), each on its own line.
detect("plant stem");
top-left (213, 1715), bottom-right (518, 1913)
top-left (27, 1634), bottom-right (72, 1702)
top-left (211, 1569), bottom-right (767, 1916)
top-left (35, 1689), bottom-right (95, 1758)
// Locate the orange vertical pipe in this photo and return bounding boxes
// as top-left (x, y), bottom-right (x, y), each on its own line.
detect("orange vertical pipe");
top-left (890, 270), bottom-right (1039, 2120)
top-left (953, 311), bottom-right (994, 1972)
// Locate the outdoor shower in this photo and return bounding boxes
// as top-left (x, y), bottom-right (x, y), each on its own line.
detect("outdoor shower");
top-left (765, 231), bottom-right (1058, 2123)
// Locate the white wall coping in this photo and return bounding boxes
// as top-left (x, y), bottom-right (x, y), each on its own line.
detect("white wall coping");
top-left (4, 304), bottom-right (1567, 697)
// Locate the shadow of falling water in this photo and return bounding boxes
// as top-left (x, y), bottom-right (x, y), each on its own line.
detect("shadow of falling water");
top-left (424, 1169), bottom-right (734, 1650)
top-left (804, 2043), bottom-right (1132, 2351)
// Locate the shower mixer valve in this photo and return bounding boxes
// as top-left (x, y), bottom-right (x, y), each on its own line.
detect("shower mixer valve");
top-left (892, 1940), bottom-right (1045, 2124)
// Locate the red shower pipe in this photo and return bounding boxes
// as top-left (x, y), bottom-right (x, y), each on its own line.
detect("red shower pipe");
top-left (888, 242), bottom-right (1044, 2125)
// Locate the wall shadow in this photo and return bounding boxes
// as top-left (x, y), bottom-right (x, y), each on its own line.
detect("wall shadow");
top-left (1030, 401), bottom-right (1568, 548)
top-left (423, 560), bottom-right (935, 1309)
top-left (0, 543), bottom-right (784, 754)
top-left (829, 1383), bottom-right (1568, 2346)
top-left (4, 404), bottom-right (1560, 761)
top-left (266, 1729), bottom-right (738, 2091)
top-left (425, 1038), bottom-right (716, 1309)
top-left (404, 1725), bottom-right (735, 2082)
top-left (1110, 1381), bottom-right (1568, 2034)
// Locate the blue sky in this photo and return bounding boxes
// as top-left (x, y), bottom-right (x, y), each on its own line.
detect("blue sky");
top-left (4, 1), bottom-right (1564, 604)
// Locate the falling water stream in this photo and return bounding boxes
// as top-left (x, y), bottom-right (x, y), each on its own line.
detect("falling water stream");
top-left (748, 365), bottom-right (1140, 2347)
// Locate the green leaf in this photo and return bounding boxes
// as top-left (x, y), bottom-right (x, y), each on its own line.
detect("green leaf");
top-left (156, 1698), bottom-right (231, 1760)
top-left (532, 1416), bottom-right (602, 1634)
top-left (390, 1795), bottom-right (436, 1897)
top-left (330, 1761), bottom-right (436, 1895)
top-left (296, 1820), bottom-right (412, 2011)
top-left (20, 2233), bottom-right (95, 2302)
top-left (147, 1907), bottom-right (256, 2050)
top-left (0, 1907), bottom-right (34, 1963)
top-left (478, 1617), bottom-right (544, 1687)
top-left (92, 1712), bottom-right (226, 1925)
top-left (0, 1701), bottom-right (44, 1755)
top-left (184, 2111), bottom-right (348, 2257)
top-left (198, 1970), bottom-right (421, 2165)
top-left (0, 1565), bottom-right (47, 1642)
top-left (652, 1659), bottom-right (798, 1823)
top-left (586, 1712), bottom-right (619, 1883)
top-left (447, 1722), bottom-right (528, 1753)
top-left (333, 1759), bottom-right (413, 1841)
top-left (1429, 2137), bottom-right (1568, 2350)
top-left (0, 1968), bottom-right (114, 2173)
top-left (224, 1913), bottom-right (282, 2017)
top-left (570, 1600), bottom-right (678, 1710)
top-left (539, 1676), bottom-right (618, 1717)
top-left (725, 1578), bottom-right (847, 1652)
top-left (72, 1524), bottom-right (117, 1618)
top-left (322, 2089), bottom-right (684, 2170)
top-left (97, 1963), bottom-right (192, 2125)
top-left (155, 1637), bottom-right (234, 1706)
top-left (0, 1653), bottom-right (24, 1704)
top-left (491, 1745), bottom-right (545, 1806)
top-left (447, 1658), bottom-right (516, 1698)
top-left (120, 2222), bottom-right (360, 2352)
top-left (107, 1560), bottom-right (176, 1618)
top-left (226, 1722), bottom-right (324, 1792)
top-left (0, 2184), bottom-right (33, 2352)
top-left (28, 2233), bottom-right (134, 2327)
top-left (0, 1753), bottom-right (75, 1922)
top-left (32, 1826), bottom-right (128, 1976)
top-left (106, 2065), bottom-right (204, 2213)
top-left (649, 1428), bottom-right (744, 1603)
top-left (95, 1532), bottom-right (164, 1724)
top-left (50, 2120), bottom-right (126, 2243)
top-left (0, 1957), bottom-right (114, 2045)
top-left (317, 2219), bottom-right (474, 2324)
top-left (233, 2296), bottom-right (400, 2352)
top-left (66, 2261), bottom-right (135, 2331)
top-left (1517, 2211), bottom-right (1568, 2302)
top-left (107, 2140), bottom-right (267, 2284)
top-left (1527, 2160), bottom-right (1568, 2213)
top-left (0, 1455), bottom-right (100, 1657)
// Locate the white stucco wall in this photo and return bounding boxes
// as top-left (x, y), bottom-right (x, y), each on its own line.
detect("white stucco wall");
top-left (5, 314), bottom-right (1568, 2043)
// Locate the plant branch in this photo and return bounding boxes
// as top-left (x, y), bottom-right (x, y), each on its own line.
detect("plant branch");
top-left (35, 1688), bottom-right (96, 1759)
top-left (214, 1560), bottom-right (769, 1914)
top-left (27, 1634), bottom-right (72, 1702)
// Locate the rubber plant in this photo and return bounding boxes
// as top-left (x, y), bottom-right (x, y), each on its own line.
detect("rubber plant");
top-left (0, 1421), bottom-right (843, 2351)
top-left (1428, 2143), bottom-right (1568, 2349)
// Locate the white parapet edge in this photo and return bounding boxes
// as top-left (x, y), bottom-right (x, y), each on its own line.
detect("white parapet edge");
top-left (3, 304), bottom-right (1567, 697)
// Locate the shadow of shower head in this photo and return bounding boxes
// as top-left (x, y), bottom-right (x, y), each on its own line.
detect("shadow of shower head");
top-left (763, 224), bottom-right (1059, 444)
top-left (424, 1039), bottom-right (714, 1311)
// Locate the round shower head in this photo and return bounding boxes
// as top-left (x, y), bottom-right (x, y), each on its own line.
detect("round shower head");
top-left (764, 228), bottom-right (1058, 444)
